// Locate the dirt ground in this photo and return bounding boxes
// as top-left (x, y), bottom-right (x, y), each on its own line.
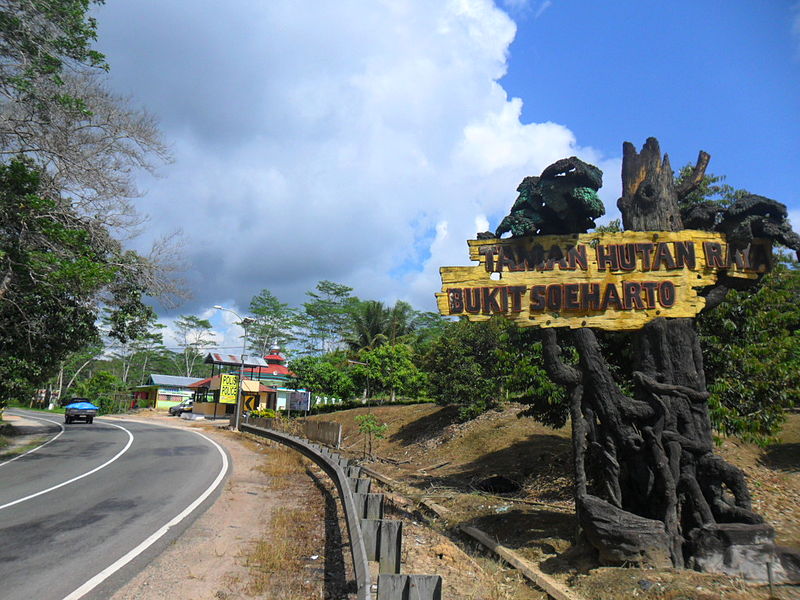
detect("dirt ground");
top-left (311, 403), bottom-right (800, 600)
top-left (108, 414), bottom-right (300, 599)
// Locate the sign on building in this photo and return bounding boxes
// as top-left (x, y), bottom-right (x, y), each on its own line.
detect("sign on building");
top-left (288, 390), bottom-right (311, 411)
top-left (437, 231), bottom-right (769, 330)
top-left (219, 373), bottom-right (239, 404)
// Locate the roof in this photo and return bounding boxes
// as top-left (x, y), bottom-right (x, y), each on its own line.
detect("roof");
top-left (264, 353), bottom-right (286, 363)
top-left (146, 374), bottom-right (205, 388)
top-left (189, 377), bottom-right (212, 389)
top-left (204, 353), bottom-right (269, 368)
top-left (190, 375), bottom-right (277, 393)
top-left (256, 364), bottom-right (293, 377)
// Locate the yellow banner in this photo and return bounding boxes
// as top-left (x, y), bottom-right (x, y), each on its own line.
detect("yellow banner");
top-left (437, 231), bottom-right (769, 331)
top-left (219, 373), bottom-right (239, 404)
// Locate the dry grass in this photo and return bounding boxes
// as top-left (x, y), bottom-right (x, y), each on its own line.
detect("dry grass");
top-left (310, 403), bottom-right (800, 599)
top-left (253, 444), bottom-right (306, 490)
top-left (239, 440), bottom-right (327, 599)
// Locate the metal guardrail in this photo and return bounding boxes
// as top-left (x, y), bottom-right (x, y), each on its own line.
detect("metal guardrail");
top-left (240, 423), bottom-right (372, 600)
top-left (241, 422), bottom-right (443, 599)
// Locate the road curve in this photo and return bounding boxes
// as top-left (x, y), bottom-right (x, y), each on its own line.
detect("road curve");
top-left (0, 410), bottom-right (229, 600)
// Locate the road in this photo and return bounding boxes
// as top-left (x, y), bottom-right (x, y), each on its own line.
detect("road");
top-left (0, 410), bottom-right (229, 600)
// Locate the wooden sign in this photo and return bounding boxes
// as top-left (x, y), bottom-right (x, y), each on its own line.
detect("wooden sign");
top-left (437, 231), bottom-right (770, 330)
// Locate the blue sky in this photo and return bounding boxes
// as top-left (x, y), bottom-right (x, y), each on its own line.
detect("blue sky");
top-left (501, 1), bottom-right (799, 205)
top-left (92, 0), bottom-right (800, 349)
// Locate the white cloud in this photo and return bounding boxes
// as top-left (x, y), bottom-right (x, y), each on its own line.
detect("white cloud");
top-left (95, 0), bottom-right (617, 318)
top-left (534, 1), bottom-right (553, 19)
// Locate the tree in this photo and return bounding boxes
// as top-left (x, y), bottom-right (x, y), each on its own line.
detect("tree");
top-left (344, 299), bottom-right (418, 352)
top-left (357, 343), bottom-right (423, 403)
top-left (698, 253), bottom-right (799, 443)
top-left (675, 164), bottom-right (749, 212)
top-left (424, 318), bottom-right (507, 420)
top-left (301, 280), bottom-right (354, 354)
top-left (0, 4), bottom-right (180, 409)
top-left (174, 315), bottom-right (214, 377)
top-left (354, 413), bottom-right (388, 459)
top-left (130, 324), bottom-right (168, 385)
top-left (248, 289), bottom-right (300, 355)
top-left (0, 159), bottom-right (153, 404)
top-left (70, 370), bottom-right (125, 414)
top-left (0, 1), bottom-right (106, 93)
top-left (673, 166), bottom-right (800, 443)
top-left (288, 351), bottom-right (357, 401)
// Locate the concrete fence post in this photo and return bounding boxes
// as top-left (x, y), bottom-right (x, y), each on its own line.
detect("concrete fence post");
top-left (377, 574), bottom-right (442, 600)
top-left (354, 492), bottom-right (385, 519)
top-left (361, 519), bottom-right (402, 574)
top-left (348, 478), bottom-right (371, 494)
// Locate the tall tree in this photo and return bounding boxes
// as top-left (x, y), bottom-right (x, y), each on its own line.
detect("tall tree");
top-left (174, 315), bottom-right (214, 377)
top-left (344, 299), bottom-right (418, 352)
top-left (248, 288), bottom-right (300, 355)
top-left (0, 2), bottom-right (180, 406)
top-left (0, 159), bottom-right (155, 403)
top-left (302, 280), bottom-right (354, 354)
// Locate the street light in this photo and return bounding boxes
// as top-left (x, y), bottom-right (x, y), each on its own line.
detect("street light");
top-left (213, 305), bottom-right (255, 430)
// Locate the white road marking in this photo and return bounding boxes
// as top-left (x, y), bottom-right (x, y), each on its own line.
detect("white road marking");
top-left (0, 412), bottom-right (65, 467)
top-left (0, 421), bottom-right (135, 511)
top-left (61, 426), bottom-right (229, 600)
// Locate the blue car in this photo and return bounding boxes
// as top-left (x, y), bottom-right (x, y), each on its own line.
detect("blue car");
top-left (64, 398), bottom-right (99, 424)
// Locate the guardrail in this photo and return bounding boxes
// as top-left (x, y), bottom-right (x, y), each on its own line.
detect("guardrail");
top-left (240, 421), bottom-right (442, 600)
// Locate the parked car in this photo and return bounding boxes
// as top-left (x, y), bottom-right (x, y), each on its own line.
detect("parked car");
top-left (169, 400), bottom-right (193, 416)
top-left (64, 398), bottom-right (99, 424)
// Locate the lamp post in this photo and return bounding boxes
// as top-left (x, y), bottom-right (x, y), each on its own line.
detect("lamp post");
top-left (347, 359), bottom-right (369, 404)
top-left (213, 305), bottom-right (255, 431)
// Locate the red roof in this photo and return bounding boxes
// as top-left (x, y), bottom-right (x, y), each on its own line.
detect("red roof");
top-left (258, 364), bottom-right (292, 376)
top-left (264, 353), bottom-right (286, 362)
top-left (189, 377), bottom-right (212, 389)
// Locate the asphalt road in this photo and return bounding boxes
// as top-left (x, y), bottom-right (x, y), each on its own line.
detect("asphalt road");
top-left (0, 410), bottom-right (229, 600)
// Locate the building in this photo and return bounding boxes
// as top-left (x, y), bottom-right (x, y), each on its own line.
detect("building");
top-left (203, 350), bottom-right (299, 411)
top-left (189, 374), bottom-right (276, 418)
top-left (133, 374), bottom-right (205, 410)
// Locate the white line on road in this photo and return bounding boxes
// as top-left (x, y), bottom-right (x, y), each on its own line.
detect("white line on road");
top-left (0, 412), bottom-right (65, 468)
top-left (0, 421), bottom-right (135, 511)
top-left (61, 427), bottom-right (230, 600)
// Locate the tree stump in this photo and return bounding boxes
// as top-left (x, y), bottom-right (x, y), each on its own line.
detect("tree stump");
top-left (542, 138), bottom-right (799, 582)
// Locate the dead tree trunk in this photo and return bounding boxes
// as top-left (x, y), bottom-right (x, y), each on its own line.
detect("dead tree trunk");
top-left (544, 138), bottom-right (774, 573)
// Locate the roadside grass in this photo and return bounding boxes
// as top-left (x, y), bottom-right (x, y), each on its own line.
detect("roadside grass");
top-left (253, 442), bottom-right (306, 490)
top-left (238, 437), bottom-right (327, 598)
top-left (0, 436), bottom-right (50, 462)
top-left (5, 400), bottom-right (65, 414)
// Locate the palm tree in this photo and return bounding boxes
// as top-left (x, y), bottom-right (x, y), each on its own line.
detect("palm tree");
top-left (344, 300), bottom-right (418, 352)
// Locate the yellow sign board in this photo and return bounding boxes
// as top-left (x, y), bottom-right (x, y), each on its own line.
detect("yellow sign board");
top-left (437, 230), bottom-right (769, 331)
top-left (219, 373), bottom-right (239, 404)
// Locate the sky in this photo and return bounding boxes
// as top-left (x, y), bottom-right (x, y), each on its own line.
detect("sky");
top-left (91, 0), bottom-right (800, 351)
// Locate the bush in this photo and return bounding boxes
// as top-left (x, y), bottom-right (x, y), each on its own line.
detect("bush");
top-left (250, 408), bottom-right (278, 419)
